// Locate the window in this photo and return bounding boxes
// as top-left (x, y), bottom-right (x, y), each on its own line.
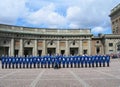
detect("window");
top-left (73, 41), bottom-right (75, 45)
top-left (3, 41), bottom-right (6, 44)
top-left (96, 41), bottom-right (99, 44)
top-left (27, 41), bottom-right (30, 45)
top-left (109, 43), bottom-right (113, 47)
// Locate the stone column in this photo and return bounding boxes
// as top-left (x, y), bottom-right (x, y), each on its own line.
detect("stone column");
top-left (56, 40), bottom-right (60, 54)
top-left (88, 39), bottom-right (91, 55)
top-left (79, 40), bottom-right (82, 55)
top-left (65, 40), bottom-right (69, 55)
top-left (10, 38), bottom-right (14, 56)
top-left (19, 39), bottom-right (23, 56)
top-left (34, 40), bottom-right (38, 56)
top-left (42, 40), bottom-right (46, 56)
top-left (105, 39), bottom-right (108, 54)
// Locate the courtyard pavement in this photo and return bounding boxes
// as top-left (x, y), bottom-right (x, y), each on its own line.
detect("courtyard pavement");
top-left (0, 59), bottom-right (120, 87)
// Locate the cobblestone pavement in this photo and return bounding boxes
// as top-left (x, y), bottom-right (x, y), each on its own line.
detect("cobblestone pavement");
top-left (0, 59), bottom-right (120, 87)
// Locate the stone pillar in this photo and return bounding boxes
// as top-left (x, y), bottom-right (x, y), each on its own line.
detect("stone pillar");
top-left (10, 38), bottom-right (14, 56)
top-left (56, 40), bottom-right (60, 54)
top-left (105, 39), bottom-right (108, 54)
top-left (34, 40), bottom-right (38, 56)
top-left (65, 40), bottom-right (69, 55)
top-left (79, 40), bottom-right (82, 55)
top-left (19, 39), bottom-right (23, 56)
top-left (88, 39), bottom-right (91, 55)
top-left (42, 40), bottom-right (46, 55)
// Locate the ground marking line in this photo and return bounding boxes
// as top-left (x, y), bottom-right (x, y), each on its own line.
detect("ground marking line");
top-left (0, 70), bottom-right (19, 79)
top-left (29, 69), bottom-right (45, 87)
top-left (69, 70), bottom-right (91, 87)
top-left (94, 70), bottom-right (120, 79)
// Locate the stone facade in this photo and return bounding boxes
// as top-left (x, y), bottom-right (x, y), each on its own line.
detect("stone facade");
top-left (0, 24), bottom-right (93, 56)
top-left (109, 3), bottom-right (120, 34)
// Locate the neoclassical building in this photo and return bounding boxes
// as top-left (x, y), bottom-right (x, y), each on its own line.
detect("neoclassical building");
top-left (0, 24), bottom-right (93, 56)
top-left (0, 24), bottom-right (120, 56)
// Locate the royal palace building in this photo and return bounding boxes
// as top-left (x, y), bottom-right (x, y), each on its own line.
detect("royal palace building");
top-left (0, 24), bottom-right (93, 56)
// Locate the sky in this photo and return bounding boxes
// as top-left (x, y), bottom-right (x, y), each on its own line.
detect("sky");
top-left (0, 0), bottom-right (120, 35)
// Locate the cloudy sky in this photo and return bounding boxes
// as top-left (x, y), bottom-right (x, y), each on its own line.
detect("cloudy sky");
top-left (0, 0), bottom-right (120, 35)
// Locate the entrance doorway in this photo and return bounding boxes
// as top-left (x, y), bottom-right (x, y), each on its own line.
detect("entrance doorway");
top-left (61, 50), bottom-right (65, 55)
top-left (24, 48), bottom-right (32, 57)
top-left (0, 47), bottom-right (9, 56)
top-left (47, 48), bottom-right (56, 55)
top-left (70, 48), bottom-right (78, 55)
top-left (38, 50), bottom-right (42, 56)
top-left (14, 50), bottom-right (19, 56)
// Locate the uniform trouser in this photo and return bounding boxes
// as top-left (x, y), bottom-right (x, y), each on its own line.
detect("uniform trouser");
top-left (81, 62), bottom-right (83, 67)
top-left (52, 63), bottom-right (54, 68)
top-left (2, 63), bottom-right (4, 68)
top-left (71, 63), bottom-right (73, 68)
top-left (96, 62), bottom-right (98, 67)
top-left (30, 63), bottom-right (32, 68)
top-left (59, 63), bottom-right (61, 68)
top-left (5, 63), bottom-right (7, 68)
top-left (107, 62), bottom-right (109, 67)
top-left (103, 62), bottom-right (105, 67)
top-left (19, 63), bottom-right (22, 68)
top-left (66, 63), bottom-right (69, 68)
top-left (85, 62), bottom-right (87, 67)
top-left (12, 63), bottom-right (15, 68)
top-left (44, 63), bottom-right (47, 68)
top-left (16, 63), bottom-right (18, 68)
top-left (23, 63), bottom-right (25, 68)
top-left (33, 63), bottom-right (36, 68)
top-left (92, 62), bottom-right (94, 67)
top-left (74, 63), bottom-right (76, 68)
top-left (48, 63), bottom-right (50, 68)
top-left (63, 63), bottom-right (65, 68)
top-left (41, 63), bottom-right (43, 68)
top-left (89, 63), bottom-right (91, 67)
top-left (8, 63), bottom-right (11, 68)
top-left (37, 63), bottom-right (40, 68)
top-left (78, 63), bottom-right (80, 68)
top-left (99, 62), bottom-right (101, 67)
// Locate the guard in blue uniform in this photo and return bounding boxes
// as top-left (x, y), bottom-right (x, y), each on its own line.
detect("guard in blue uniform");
top-left (66, 56), bottom-right (70, 68)
top-left (62, 56), bottom-right (66, 68)
top-left (19, 57), bottom-right (22, 68)
top-left (15, 56), bottom-right (19, 68)
top-left (51, 56), bottom-right (55, 68)
top-left (95, 55), bottom-right (99, 67)
top-left (37, 56), bottom-right (41, 68)
top-left (8, 57), bottom-right (12, 68)
top-left (106, 55), bottom-right (110, 67)
top-left (98, 55), bottom-right (102, 67)
top-left (47, 56), bottom-right (51, 68)
top-left (41, 57), bottom-right (44, 68)
top-left (77, 56), bottom-right (81, 68)
top-left (84, 56), bottom-right (88, 68)
top-left (26, 56), bottom-right (29, 68)
top-left (81, 56), bottom-right (84, 68)
top-left (29, 57), bottom-right (33, 68)
top-left (88, 56), bottom-right (91, 67)
top-left (70, 56), bottom-right (73, 68)
top-left (91, 56), bottom-right (95, 67)
top-left (33, 57), bottom-right (37, 68)
top-left (11, 57), bottom-right (16, 68)
top-left (102, 55), bottom-right (106, 67)
top-left (1, 55), bottom-right (5, 69)
top-left (22, 57), bottom-right (26, 68)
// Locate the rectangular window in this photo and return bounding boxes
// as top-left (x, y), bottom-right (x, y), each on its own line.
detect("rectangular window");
top-left (109, 43), bottom-right (113, 47)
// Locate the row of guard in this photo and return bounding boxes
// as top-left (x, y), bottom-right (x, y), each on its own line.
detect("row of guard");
top-left (1, 55), bottom-right (110, 69)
